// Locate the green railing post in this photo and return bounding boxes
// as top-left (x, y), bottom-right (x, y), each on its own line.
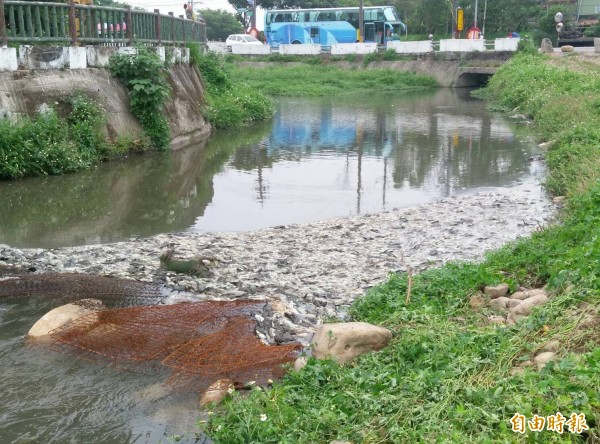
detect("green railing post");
top-left (179, 14), bottom-right (185, 44)
top-left (168, 11), bottom-right (173, 44)
top-left (0, 0), bottom-right (7, 47)
top-left (68, 0), bottom-right (76, 45)
top-left (125, 5), bottom-right (132, 45)
top-left (154, 9), bottom-right (161, 45)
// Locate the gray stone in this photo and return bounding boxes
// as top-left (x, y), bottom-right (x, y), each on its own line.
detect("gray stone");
top-left (560, 45), bottom-right (574, 53)
top-left (469, 293), bottom-right (485, 310)
top-left (506, 299), bottom-right (522, 309)
top-left (28, 303), bottom-right (99, 339)
top-left (487, 315), bottom-right (506, 324)
top-left (540, 339), bottom-right (560, 353)
top-left (489, 297), bottom-right (510, 310)
top-left (510, 294), bottom-right (548, 316)
top-left (534, 351), bottom-right (556, 369)
top-left (294, 356), bottom-right (308, 371)
top-left (484, 283), bottom-right (509, 299)
top-left (312, 322), bottom-right (392, 364)
top-left (540, 38), bottom-right (554, 54)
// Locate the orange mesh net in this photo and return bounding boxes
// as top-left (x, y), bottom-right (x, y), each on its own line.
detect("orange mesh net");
top-left (0, 273), bottom-right (162, 306)
top-left (49, 301), bottom-right (300, 390)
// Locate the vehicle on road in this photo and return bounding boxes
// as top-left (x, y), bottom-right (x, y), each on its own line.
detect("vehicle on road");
top-left (264, 6), bottom-right (405, 47)
top-left (225, 34), bottom-right (263, 50)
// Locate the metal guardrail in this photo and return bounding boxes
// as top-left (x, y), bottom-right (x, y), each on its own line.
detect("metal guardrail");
top-left (0, 0), bottom-right (206, 47)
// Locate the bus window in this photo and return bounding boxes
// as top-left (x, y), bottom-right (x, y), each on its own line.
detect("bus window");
top-left (265, 13), bottom-right (274, 25)
top-left (384, 7), bottom-right (401, 21)
top-left (310, 27), bottom-right (319, 38)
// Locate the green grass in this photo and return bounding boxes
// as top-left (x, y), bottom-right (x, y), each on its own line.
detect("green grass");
top-left (229, 64), bottom-right (437, 97)
top-left (202, 53), bottom-right (600, 443)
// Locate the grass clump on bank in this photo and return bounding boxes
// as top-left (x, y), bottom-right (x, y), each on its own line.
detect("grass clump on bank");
top-left (229, 63), bottom-right (437, 97)
top-left (0, 96), bottom-right (138, 180)
top-left (201, 55), bottom-right (599, 443)
top-left (188, 44), bottom-right (274, 129)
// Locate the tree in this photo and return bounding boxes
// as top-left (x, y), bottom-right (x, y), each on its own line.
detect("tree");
top-left (199, 9), bottom-right (244, 41)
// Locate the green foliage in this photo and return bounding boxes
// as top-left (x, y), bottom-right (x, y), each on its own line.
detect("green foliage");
top-left (229, 63), bottom-right (437, 97)
top-left (201, 9), bottom-right (244, 41)
top-left (0, 96), bottom-right (112, 180)
top-left (584, 23), bottom-right (600, 37)
top-left (516, 37), bottom-right (537, 55)
top-left (108, 46), bottom-right (171, 150)
top-left (188, 43), bottom-right (274, 129)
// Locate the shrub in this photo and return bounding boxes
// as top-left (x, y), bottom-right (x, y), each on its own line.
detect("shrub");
top-left (108, 46), bottom-right (171, 150)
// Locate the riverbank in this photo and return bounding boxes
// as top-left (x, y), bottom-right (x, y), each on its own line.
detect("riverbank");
top-left (198, 54), bottom-right (600, 442)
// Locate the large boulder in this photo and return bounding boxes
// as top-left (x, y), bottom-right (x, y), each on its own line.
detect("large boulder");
top-left (540, 38), bottom-right (554, 54)
top-left (28, 303), bottom-right (99, 339)
top-left (509, 294), bottom-right (548, 316)
top-left (312, 322), bottom-right (392, 364)
top-left (484, 284), bottom-right (509, 299)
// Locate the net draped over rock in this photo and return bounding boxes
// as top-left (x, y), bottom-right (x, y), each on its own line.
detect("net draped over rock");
top-left (0, 273), bottom-right (163, 306)
top-left (50, 300), bottom-right (300, 390)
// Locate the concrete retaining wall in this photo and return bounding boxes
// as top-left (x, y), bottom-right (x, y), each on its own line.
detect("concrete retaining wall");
top-left (388, 40), bottom-right (432, 54)
top-left (6, 45), bottom-right (188, 71)
top-left (440, 39), bottom-right (485, 52)
top-left (494, 38), bottom-right (519, 51)
top-left (279, 44), bottom-right (321, 55)
top-left (0, 65), bottom-right (210, 150)
top-left (230, 44), bottom-right (271, 55)
top-left (207, 42), bottom-right (228, 54)
top-left (331, 43), bottom-right (377, 55)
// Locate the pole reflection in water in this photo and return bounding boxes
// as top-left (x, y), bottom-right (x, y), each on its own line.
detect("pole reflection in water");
top-left (0, 89), bottom-right (543, 249)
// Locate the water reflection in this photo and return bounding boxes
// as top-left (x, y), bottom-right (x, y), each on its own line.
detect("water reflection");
top-left (0, 89), bottom-right (541, 248)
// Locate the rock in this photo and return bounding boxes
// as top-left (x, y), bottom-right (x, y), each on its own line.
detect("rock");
top-left (469, 293), bottom-right (485, 310)
top-left (534, 351), bottom-right (556, 369)
top-left (294, 356), bottom-right (308, 371)
top-left (312, 322), bottom-right (392, 364)
top-left (552, 196), bottom-right (566, 207)
top-left (540, 38), bottom-right (554, 54)
top-left (506, 299), bottom-right (522, 309)
top-left (511, 288), bottom-right (547, 300)
top-left (489, 297), bottom-right (510, 310)
top-left (484, 283), bottom-right (509, 299)
top-left (28, 303), bottom-right (99, 339)
top-left (199, 379), bottom-right (234, 407)
top-left (509, 291), bottom-right (528, 300)
top-left (561, 45), bottom-right (574, 53)
top-left (509, 294), bottom-right (548, 316)
top-left (540, 339), bottom-right (560, 353)
top-left (506, 312), bottom-right (526, 325)
top-left (488, 315), bottom-right (506, 324)
top-left (330, 441), bottom-right (353, 444)
top-left (509, 367), bottom-right (525, 376)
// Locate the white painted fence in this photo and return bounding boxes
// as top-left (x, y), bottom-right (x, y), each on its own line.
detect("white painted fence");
top-left (439, 39), bottom-right (486, 52)
top-left (279, 44), bottom-right (321, 55)
top-left (387, 40), bottom-right (433, 54)
top-left (330, 43), bottom-right (378, 55)
top-left (230, 44), bottom-right (271, 55)
top-left (494, 38), bottom-right (519, 51)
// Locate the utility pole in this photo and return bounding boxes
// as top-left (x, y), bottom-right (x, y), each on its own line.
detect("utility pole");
top-left (358, 0), bottom-right (363, 42)
top-left (251, 0), bottom-right (257, 30)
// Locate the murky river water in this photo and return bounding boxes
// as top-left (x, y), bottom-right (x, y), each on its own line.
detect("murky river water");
top-left (0, 89), bottom-right (544, 443)
top-left (0, 89), bottom-right (542, 249)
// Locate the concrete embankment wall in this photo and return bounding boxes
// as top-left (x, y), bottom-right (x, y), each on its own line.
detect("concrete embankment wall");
top-left (0, 64), bottom-right (210, 150)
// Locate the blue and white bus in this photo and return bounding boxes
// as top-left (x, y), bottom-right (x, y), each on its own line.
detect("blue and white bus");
top-left (264, 6), bottom-right (405, 47)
